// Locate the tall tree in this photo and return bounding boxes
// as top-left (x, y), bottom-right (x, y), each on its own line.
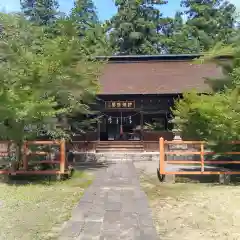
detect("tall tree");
top-left (69, 0), bottom-right (113, 55)
top-left (70, 0), bottom-right (99, 35)
top-left (20, 0), bottom-right (59, 25)
top-left (172, 35), bottom-right (240, 154)
top-left (0, 13), bottom-right (101, 160)
top-left (108, 0), bottom-right (167, 55)
top-left (81, 23), bottom-right (113, 56)
top-left (181, 0), bottom-right (237, 51)
top-left (196, 42), bottom-right (237, 92)
top-left (160, 11), bottom-right (200, 54)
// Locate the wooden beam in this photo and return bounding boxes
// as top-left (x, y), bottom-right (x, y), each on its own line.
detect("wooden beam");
top-left (60, 140), bottom-right (66, 174)
top-left (140, 111), bottom-right (144, 141)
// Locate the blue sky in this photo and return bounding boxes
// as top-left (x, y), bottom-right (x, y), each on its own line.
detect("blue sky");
top-left (0, 0), bottom-right (239, 21)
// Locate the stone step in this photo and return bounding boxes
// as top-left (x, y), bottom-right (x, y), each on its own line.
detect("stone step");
top-left (96, 145), bottom-right (143, 149)
top-left (97, 145), bottom-right (143, 148)
top-left (72, 152), bottom-right (159, 163)
top-left (97, 144), bottom-right (143, 147)
top-left (97, 141), bottom-right (142, 146)
top-left (96, 142), bottom-right (144, 153)
top-left (97, 146), bottom-right (143, 149)
top-left (97, 141), bottom-right (142, 144)
top-left (96, 149), bottom-right (144, 153)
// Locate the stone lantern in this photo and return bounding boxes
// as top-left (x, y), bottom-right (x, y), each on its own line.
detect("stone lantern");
top-left (172, 127), bottom-right (182, 141)
top-left (168, 116), bottom-right (183, 141)
top-left (168, 117), bottom-right (188, 159)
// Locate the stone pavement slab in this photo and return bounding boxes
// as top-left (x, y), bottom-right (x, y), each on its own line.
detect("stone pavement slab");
top-left (59, 162), bottom-right (158, 240)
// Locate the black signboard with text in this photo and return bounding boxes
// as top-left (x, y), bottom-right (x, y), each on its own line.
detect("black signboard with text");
top-left (105, 101), bottom-right (135, 109)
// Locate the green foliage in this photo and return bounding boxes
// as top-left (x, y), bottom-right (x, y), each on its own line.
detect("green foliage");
top-left (181, 0), bottom-right (238, 51)
top-left (106, 0), bottom-right (238, 54)
top-left (18, 0), bottom-right (240, 55)
top-left (172, 33), bottom-right (240, 153)
top-left (161, 11), bottom-right (201, 54)
top-left (197, 41), bottom-right (240, 92)
top-left (108, 0), bottom-right (167, 55)
top-left (173, 90), bottom-right (240, 142)
top-left (0, 13), bottom-right (101, 143)
top-left (70, 0), bottom-right (99, 32)
top-left (20, 0), bottom-right (59, 25)
top-left (69, 0), bottom-right (113, 55)
top-left (81, 23), bottom-right (113, 56)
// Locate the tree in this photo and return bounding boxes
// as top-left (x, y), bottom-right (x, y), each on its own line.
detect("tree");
top-left (70, 0), bottom-right (99, 35)
top-left (181, 0), bottom-right (237, 51)
top-left (20, 0), bottom-right (59, 25)
top-left (172, 36), bottom-right (240, 153)
top-left (69, 0), bottom-right (113, 55)
top-left (160, 11), bottom-right (200, 54)
top-left (108, 0), bottom-right (167, 55)
top-left (197, 42), bottom-right (238, 92)
top-left (0, 13), bottom-right (101, 160)
top-left (81, 23), bottom-right (113, 56)
top-left (173, 89), bottom-right (240, 143)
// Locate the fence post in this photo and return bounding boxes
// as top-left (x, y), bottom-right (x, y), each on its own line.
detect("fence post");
top-left (200, 143), bottom-right (204, 172)
top-left (23, 141), bottom-right (28, 171)
top-left (159, 137), bottom-right (165, 175)
top-left (219, 174), bottom-right (231, 185)
top-left (60, 139), bottom-right (65, 174)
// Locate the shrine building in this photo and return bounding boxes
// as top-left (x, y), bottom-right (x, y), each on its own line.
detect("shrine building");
top-left (72, 54), bottom-right (226, 152)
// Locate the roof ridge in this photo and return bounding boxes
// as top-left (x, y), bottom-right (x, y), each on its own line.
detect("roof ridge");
top-left (96, 54), bottom-right (231, 62)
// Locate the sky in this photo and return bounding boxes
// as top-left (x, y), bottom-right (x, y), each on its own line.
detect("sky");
top-left (0, 0), bottom-right (240, 21)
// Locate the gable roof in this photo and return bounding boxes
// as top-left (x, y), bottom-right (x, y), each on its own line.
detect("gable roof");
top-left (97, 54), bottom-right (227, 95)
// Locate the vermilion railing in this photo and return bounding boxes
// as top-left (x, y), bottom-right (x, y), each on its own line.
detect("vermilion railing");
top-left (159, 137), bottom-right (240, 176)
top-left (0, 140), bottom-right (67, 175)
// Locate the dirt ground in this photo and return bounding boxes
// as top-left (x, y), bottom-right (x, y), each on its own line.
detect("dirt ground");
top-left (135, 161), bottom-right (240, 240)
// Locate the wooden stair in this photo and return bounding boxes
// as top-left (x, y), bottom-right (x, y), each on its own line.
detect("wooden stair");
top-left (96, 141), bottom-right (144, 153)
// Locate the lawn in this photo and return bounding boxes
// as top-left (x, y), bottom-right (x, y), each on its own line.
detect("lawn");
top-left (140, 174), bottom-right (240, 240)
top-left (0, 171), bottom-right (93, 240)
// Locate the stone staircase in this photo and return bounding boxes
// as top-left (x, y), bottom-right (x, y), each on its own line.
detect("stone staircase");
top-left (71, 141), bottom-right (159, 164)
top-left (95, 141), bottom-right (144, 153)
top-left (72, 152), bottom-right (159, 164)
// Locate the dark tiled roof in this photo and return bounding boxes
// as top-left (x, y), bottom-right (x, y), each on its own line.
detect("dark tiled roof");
top-left (98, 60), bottom-right (223, 94)
top-left (96, 54), bottom-right (231, 62)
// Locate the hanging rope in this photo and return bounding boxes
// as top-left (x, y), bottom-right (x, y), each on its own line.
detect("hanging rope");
top-left (100, 111), bottom-right (140, 119)
top-left (96, 96), bottom-right (172, 126)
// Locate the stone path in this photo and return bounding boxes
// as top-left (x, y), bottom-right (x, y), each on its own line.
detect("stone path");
top-left (59, 162), bottom-right (158, 240)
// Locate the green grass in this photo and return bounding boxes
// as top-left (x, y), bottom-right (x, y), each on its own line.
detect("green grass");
top-left (0, 170), bottom-right (93, 240)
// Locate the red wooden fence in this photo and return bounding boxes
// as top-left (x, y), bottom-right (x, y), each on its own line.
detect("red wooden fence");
top-left (159, 137), bottom-right (240, 176)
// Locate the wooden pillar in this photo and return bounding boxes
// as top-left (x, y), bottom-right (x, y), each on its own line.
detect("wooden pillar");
top-left (159, 137), bottom-right (165, 174)
top-left (200, 142), bottom-right (204, 172)
top-left (165, 112), bottom-right (168, 130)
top-left (97, 117), bottom-right (100, 142)
top-left (60, 139), bottom-right (65, 174)
top-left (140, 111), bottom-right (144, 141)
top-left (23, 141), bottom-right (28, 171)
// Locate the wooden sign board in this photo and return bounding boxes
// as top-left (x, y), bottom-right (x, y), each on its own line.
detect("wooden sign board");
top-left (168, 143), bottom-right (188, 150)
top-left (105, 101), bottom-right (135, 109)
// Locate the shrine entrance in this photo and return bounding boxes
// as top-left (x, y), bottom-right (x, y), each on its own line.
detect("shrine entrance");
top-left (99, 111), bottom-right (141, 141)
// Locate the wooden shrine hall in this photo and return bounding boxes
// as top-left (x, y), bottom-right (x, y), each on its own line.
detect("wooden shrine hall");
top-left (71, 54), bottom-right (225, 152)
